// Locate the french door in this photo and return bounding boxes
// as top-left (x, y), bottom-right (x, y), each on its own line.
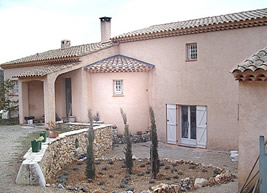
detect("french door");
top-left (181, 106), bottom-right (197, 146)
top-left (180, 105), bottom-right (207, 147)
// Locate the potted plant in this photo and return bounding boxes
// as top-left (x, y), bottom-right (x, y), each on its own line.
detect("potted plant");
top-left (31, 140), bottom-right (40, 152)
top-left (48, 130), bottom-right (60, 138)
top-left (36, 136), bottom-right (44, 150)
top-left (40, 131), bottom-right (47, 142)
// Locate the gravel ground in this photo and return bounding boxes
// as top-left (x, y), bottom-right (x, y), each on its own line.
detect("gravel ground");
top-left (0, 125), bottom-right (238, 193)
top-left (0, 125), bottom-right (69, 193)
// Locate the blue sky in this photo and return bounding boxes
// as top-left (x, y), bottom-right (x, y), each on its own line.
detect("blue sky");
top-left (0, 0), bottom-right (266, 64)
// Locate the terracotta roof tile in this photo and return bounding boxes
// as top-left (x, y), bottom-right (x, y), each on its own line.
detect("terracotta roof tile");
top-left (13, 62), bottom-right (80, 78)
top-left (84, 55), bottom-right (154, 73)
top-left (232, 47), bottom-right (267, 73)
top-left (112, 8), bottom-right (267, 42)
top-left (232, 47), bottom-right (267, 81)
top-left (2, 41), bottom-right (113, 66)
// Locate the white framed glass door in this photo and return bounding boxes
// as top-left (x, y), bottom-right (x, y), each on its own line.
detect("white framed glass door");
top-left (180, 106), bottom-right (197, 146)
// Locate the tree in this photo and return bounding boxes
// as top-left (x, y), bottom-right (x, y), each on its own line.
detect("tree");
top-left (120, 108), bottom-right (133, 174)
top-left (85, 109), bottom-right (96, 180)
top-left (149, 107), bottom-right (160, 179)
top-left (0, 79), bottom-right (18, 114)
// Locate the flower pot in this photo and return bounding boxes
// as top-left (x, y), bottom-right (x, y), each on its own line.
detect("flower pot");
top-left (31, 140), bottom-right (40, 152)
top-left (40, 132), bottom-right (47, 142)
top-left (48, 131), bottom-right (60, 138)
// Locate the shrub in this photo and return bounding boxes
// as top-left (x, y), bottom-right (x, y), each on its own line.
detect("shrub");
top-left (0, 79), bottom-right (18, 115)
top-left (120, 108), bottom-right (133, 174)
top-left (85, 109), bottom-right (96, 179)
top-left (149, 107), bottom-right (160, 179)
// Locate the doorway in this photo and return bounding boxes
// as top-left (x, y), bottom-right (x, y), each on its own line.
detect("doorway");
top-left (65, 78), bottom-right (72, 116)
top-left (180, 105), bottom-right (207, 148)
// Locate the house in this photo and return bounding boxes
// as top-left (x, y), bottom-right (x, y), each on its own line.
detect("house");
top-left (1, 9), bottom-right (267, 154)
top-left (232, 46), bottom-right (267, 190)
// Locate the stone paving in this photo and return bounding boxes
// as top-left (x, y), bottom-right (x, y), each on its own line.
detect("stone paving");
top-left (0, 125), bottom-right (238, 193)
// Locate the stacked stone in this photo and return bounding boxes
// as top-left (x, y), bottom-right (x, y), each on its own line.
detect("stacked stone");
top-left (112, 132), bottom-right (151, 144)
top-left (40, 125), bottom-right (112, 182)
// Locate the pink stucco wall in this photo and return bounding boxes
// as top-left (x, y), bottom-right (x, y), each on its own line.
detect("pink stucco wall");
top-left (28, 81), bottom-right (44, 119)
top-left (118, 26), bottom-right (267, 150)
top-left (53, 46), bottom-right (119, 122)
top-left (4, 65), bottom-right (48, 118)
top-left (56, 68), bottom-right (83, 121)
top-left (90, 71), bottom-right (152, 134)
top-left (55, 75), bottom-right (66, 119)
top-left (238, 81), bottom-right (267, 190)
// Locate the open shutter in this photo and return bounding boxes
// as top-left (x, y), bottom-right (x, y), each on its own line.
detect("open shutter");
top-left (167, 104), bottom-right (177, 144)
top-left (196, 106), bottom-right (207, 148)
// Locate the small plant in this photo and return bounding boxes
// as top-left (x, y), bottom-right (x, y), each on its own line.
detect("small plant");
top-left (85, 109), bottom-right (96, 180)
top-left (149, 107), bottom-right (160, 179)
top-left (36, 136), bottom-right (44, 142)
top-left (93, 112), bottom-right (100, 121)
top-left (120, 108), bottom-right (133, 174)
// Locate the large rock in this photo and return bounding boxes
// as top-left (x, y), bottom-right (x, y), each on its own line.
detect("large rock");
top-left (194, 178), bottom-right (209, 188)
top-left (148, 183), bottom-right (180, 193)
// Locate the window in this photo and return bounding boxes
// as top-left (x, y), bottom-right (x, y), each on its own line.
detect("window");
top-left (186, 43), bottom-right (197, 61)
top-left (113, 80), bottom-right (123, 95)
top-left (12, 80), bottom-right (19, 95)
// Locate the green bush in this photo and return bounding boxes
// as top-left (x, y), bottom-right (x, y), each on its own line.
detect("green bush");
top-left (85, 109), bottom-right (96, 179)
top-left (120, 108), bottom-right (133, 174)
top-left (149, 107), bottom-right (160, 179)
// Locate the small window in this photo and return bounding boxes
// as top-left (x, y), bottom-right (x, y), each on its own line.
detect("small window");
top-left (113, 80), bottom-right (123, 95)
top-left (12, 80), bottom-right (19, 95)
top-left (186, 43), bottom-right (197, 61)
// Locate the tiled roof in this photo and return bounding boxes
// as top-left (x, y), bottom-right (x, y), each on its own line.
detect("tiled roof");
top-left (112, 8), bottom-right (267, 43)
top-left (2, 41), bottom-right (113, 67)
top-left (84, 55), bottom-right (154, 73)
top-left (13, 62), bottom-right (80, 78)
top-left (232, 47), bottom-right (267, 81)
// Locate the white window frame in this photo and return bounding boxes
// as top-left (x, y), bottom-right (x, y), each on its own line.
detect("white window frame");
top-left (113, 80), bottom-right (123, 95)
top-left (186, 43), bottom-right (197, 61)
top-left (12, 80), bottom-right (19, 95)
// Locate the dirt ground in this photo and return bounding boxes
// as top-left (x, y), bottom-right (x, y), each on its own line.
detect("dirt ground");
top-left (50, 158), bottom-right (222, 192)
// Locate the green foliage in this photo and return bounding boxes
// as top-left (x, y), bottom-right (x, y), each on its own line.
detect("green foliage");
top-left (0, 79), bottom-right (18, 113)
top-left (0, 117), bottom-right (19, 125)
top-left (85, 109), bottom-right (96, 179)
top-left (120, 108), bottom-right (133, 174)
top-left (149, 107), bottom-right (160, 179)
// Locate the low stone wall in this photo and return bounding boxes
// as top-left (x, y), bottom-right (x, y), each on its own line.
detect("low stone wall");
top-left (112, 128), bottom-right (151, 144)
top-left (16, 124), bottom-right (112, 186)
top-left (56, 121), bottom-right (104, 130)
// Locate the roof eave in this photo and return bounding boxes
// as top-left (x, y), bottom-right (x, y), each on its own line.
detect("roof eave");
top-left (0, 57), bottom-right (80, 69)
top-left (112, 18), bottom-right (267, 43)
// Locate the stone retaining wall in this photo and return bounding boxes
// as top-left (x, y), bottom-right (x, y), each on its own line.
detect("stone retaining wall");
top-left (112, 128), bottom-right (151, 144)
top-left (16, 124), bottom-right (112, 186)
top-left (56, 121), bottom-right (104, 130)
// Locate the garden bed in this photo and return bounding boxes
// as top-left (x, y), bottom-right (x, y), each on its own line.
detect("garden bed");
top-left (48, 158), bottom-right (235, 192)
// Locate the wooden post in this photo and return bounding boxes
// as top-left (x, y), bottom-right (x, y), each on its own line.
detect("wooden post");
top-left (259, 136), bottom-right (267, 193)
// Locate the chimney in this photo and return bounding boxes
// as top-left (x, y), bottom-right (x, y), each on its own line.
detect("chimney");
top-left (61, 39), bottom-right (71, 49)
top-left (99, 16), bottom-right (112, 42)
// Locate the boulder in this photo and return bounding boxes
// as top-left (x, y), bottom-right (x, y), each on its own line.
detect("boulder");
top-left (194, 178), bottom-right (209, 188)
